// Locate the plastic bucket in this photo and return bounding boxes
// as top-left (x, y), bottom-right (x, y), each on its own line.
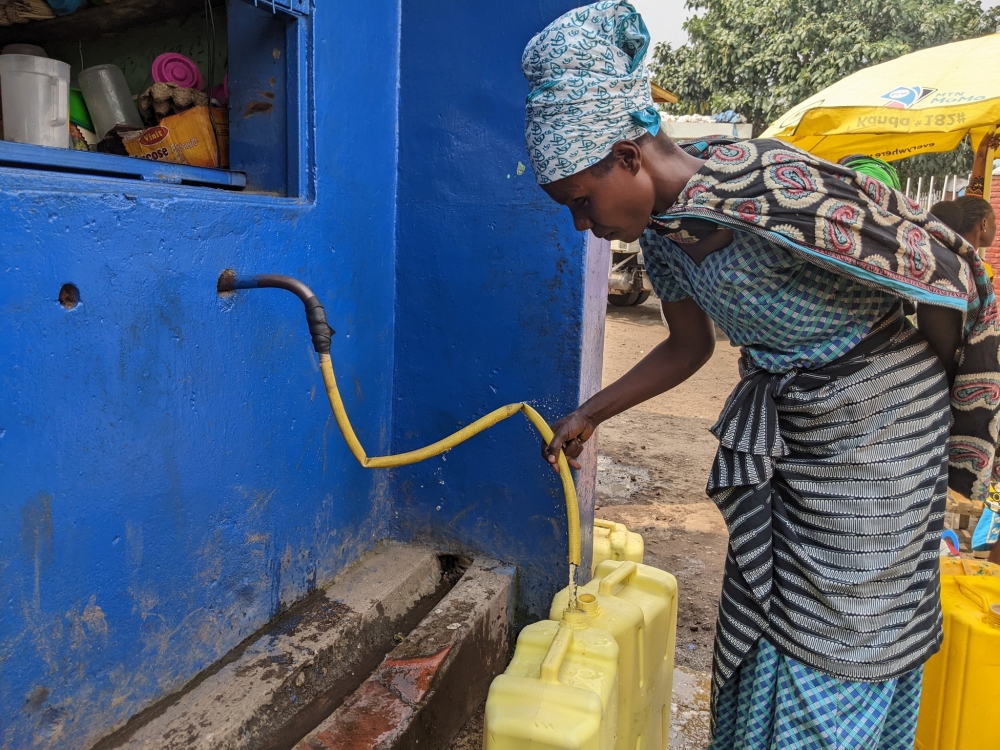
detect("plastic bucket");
top-left (0, 54), bottom-right (70, 148)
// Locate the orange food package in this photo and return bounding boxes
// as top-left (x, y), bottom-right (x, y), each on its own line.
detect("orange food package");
top-left (122, 106), bottom-right (229, 168)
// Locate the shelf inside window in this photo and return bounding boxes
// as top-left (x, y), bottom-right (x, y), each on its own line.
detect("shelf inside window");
top-left (0, 139), bottom-right (246, 189)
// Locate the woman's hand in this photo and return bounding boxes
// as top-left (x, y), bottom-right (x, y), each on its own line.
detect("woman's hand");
top-left (542, 408), bottom-right (599, 473)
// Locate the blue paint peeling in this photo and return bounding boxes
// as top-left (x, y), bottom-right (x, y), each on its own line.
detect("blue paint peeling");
top-left (0, 1), bottom-right (592, 747)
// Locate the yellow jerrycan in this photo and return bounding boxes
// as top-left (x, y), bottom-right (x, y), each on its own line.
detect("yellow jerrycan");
top-left (550, 560), bottom-right (678, 750)
top-left (592, 519), bottom-right (644, 576)
top-left (939, 557), bottom-right (1000, 577)
top-left (484, 612), bottom-right (620, 749)
top-left (916, 574), bottom-right (1000, 750)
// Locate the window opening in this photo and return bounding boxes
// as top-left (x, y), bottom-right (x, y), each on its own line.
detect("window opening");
top-left (0, 0), bottom-right (308, 195)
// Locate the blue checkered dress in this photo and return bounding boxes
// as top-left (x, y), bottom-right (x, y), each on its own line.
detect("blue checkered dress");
top-left (640, 230), bottom-right (900, 373)
top-left (711, 638), bottom-right (923, 750)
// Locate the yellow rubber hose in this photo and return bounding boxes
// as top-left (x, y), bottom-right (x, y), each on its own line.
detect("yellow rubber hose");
top-left (318, 353), bottom-right (582, 569)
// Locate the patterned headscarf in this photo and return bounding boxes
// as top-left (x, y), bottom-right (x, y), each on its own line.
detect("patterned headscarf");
top-left (521, 1), bottom-right (661, 185)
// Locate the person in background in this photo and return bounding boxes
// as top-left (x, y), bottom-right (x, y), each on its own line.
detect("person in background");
top-left (523, 2), bottom-right (1000, 748)
top-left (931, 196), bottom-right (1000, 563)
top-left (930, 196), bottom-right (996, 255)
top-left (839, 154), bottom-right (903, 190)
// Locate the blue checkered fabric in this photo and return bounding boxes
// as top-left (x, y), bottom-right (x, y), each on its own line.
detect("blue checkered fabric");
top-left (710, 638), bottom-right (923, 750)
top-left (640, 229), bottom-right (899, 373)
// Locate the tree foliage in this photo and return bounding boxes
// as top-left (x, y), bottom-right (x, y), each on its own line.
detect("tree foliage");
top-left (652, 0), bottom-right (1000, 137)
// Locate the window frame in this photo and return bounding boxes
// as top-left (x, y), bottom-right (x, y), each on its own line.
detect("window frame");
top-left (0, 0), bottom-right (313, 199)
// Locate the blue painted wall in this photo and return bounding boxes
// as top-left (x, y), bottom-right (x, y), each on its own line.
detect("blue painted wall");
top-left (391, 0), bottom-right (596, 622)
top-left (0, 1), bottom-right (594, 747)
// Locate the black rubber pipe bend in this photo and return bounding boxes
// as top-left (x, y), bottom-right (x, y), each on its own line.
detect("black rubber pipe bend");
top-left (218, 271), bottom-right (335, 354)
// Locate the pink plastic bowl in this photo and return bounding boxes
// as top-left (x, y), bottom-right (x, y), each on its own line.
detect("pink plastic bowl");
top-left (151, 53), bottom-right (204, 91)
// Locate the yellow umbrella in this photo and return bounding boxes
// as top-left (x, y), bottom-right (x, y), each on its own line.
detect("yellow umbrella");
top-left (762, 34), bottom-right (1000, 165)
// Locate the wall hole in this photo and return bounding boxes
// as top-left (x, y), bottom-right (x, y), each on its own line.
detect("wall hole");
top-left (217, 269), bottom-right (237, 297)
top-left (58, 284), bottom-right (80, 310)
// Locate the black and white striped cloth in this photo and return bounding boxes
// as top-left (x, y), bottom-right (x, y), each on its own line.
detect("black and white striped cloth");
top-left (708, 308), bottom-right (950, 708)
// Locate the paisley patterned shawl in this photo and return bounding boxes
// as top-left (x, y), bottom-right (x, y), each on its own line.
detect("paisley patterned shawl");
top-left (649, 138), bottom-right (1000, 503)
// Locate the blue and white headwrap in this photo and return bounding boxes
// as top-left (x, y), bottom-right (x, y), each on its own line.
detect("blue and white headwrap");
top-left (521, 0), bottom-right (661, 185)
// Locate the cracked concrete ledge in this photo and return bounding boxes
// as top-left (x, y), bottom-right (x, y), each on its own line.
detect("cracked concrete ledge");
top-left (92, 543), bottom-right (445, 750)
top-left (295, 557), bottom-right (514, 750)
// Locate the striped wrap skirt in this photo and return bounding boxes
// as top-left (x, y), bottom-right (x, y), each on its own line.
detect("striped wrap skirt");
top-left (708, 308), bottom-right (950, 741)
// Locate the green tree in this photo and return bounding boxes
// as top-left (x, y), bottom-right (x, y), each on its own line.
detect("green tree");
top-left (652, 0), bottom-right (1000, 137)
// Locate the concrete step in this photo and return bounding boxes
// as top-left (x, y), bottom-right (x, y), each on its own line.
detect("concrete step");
top-left (295, 558), bottom-right (513, 750)
top-left (93, 543), bottom-right (450, 750)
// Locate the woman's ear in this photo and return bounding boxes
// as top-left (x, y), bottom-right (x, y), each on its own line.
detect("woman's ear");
top-left (611, 140), bottom-right (643, 176)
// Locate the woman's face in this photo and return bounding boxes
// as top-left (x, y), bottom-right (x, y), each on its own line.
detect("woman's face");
top-left (981, 211), bottom-right (997, 248)
top-left (542, 157), bottom-right (657, 244)
top-left (964, 211), bottom-right (997, 249)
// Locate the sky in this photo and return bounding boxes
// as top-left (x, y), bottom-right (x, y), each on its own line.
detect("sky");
top-left (631, 0), bottom-right (690, 50)
top-left (632, 0), bottom-right (1000, 52)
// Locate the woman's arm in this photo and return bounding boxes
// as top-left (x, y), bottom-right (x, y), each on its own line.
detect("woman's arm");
top-left (916, 304), bottom-right (962, 385)
top-left (543, 297), bottom-right (715, 472)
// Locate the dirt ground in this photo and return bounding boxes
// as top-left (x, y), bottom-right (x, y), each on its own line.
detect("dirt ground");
top-left (451, 295), bottom-right (739, 750)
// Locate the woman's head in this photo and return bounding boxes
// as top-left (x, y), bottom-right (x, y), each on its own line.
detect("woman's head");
top-left (838, 154), bottom-right (902, 191)
top-left (523, 4), bottom-right (659, 179)
top-left (931, 196), bottom-right (996, 248)
top-left (540, 132), bottom-right (689, 242)
top-left (522, 1), bottom-right (699, 241)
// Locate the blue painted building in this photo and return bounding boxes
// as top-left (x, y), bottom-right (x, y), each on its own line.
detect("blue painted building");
top-left (0, 1), bottom-right (605, 747)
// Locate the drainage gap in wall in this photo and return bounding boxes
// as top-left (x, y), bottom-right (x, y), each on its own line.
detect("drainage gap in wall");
top-left (275, 554), bottom-right (469, 750)
top-left (90, 553), bottom-right (470, 750)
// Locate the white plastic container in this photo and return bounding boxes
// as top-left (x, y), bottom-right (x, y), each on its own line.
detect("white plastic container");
top-left (0, 54), bottom-right (69, 148)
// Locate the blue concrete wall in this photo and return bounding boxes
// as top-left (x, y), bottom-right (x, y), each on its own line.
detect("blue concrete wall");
top-left (0, 4), bottom-right (403, 748)
top-left (0, 0), bottom-right (596, 747)
top-left (391, 0), bottom-right (592, 623)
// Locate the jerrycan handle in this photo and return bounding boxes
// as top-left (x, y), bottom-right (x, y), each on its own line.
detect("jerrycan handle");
top-left (953, 576), bottom-right (1000, 628)
top-left (599, 560), bottom-right (638, 596)
top-left (594, 519), bottom-right (618, 531)
top-left (540, 625), bottom-right (574, 683)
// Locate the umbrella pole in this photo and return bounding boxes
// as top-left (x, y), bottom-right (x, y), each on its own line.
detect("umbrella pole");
top-left (968, 128), bottom-right (999, 201)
